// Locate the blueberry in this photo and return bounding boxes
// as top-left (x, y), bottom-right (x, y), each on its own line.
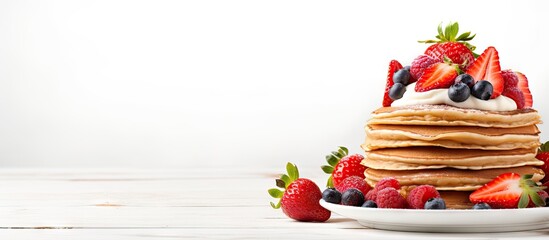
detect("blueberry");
top-left (472, 202), bottom-right (491, 210)
top-left (393, 69), bottom-right (411, 85)
top-left (322, 188), bottom-right (342, 204)
top-left (471, 80), bottom-right (493, 100)
top-left (403, 66), bottom-right (411, 72)
top-left (455, 74), bottom-right (475, 88)
top-left (424, 198), bottom-right (446, 210)
top-left (389, 83), bottom-right (406, 100)
top-left (361, 200), bottom-right (377, 208)
top-left (448, 82), bottom-right (471, 102)
top-left (341, 188), bottom-right (365, 207)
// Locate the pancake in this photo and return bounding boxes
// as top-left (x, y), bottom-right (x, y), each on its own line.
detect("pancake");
top-left (368, 105), bottom-right (541, 128)
top-left (364, 166), bottom-right (544, 191)
top-left (362, 147), bottom-right (542, 170)
top-left (363, 124), bottom-right (540, 150)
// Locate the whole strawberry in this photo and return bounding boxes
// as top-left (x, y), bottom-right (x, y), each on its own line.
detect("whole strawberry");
top-left (269, 162), bottom-right (330, 222)
top-left (419, 22), bottom-right (476, 72)
top-left (321, 146), bottom-right (366, 188)
top-left (537, 141), bottom-right (549, 183)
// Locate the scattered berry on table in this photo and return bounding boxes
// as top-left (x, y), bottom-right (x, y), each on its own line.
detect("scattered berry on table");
top-left (424, 198), bottom-right (446, 210)
top-left (389, 83), bottom-right (406, 100)
top-left (361, 200), bottom-right (377, 208)
top-left (376, 187), bottom-right (407, 209)
top-left (448, 82), bottom-right (471, 103)
top-left (472, 202), bottom-right (492, 210)
top-left (335, 176), bottom-right (371, 196)
top-left (268, 162), bottom-right (330, 222)
top-left (406, 185), bottom-right (441, 209)
top-left (322, 188), bottom-right (342, 204)
top-left (341, 188), bottom-right (365, 207)
top-left (471, 80), bottom-right (494, 100)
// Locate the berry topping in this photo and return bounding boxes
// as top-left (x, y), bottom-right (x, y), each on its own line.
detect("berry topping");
top-left (383, 60), bottom-right (404, 107)
top-left (418, 22), bottom-right (476, 72)
top-left (469, 173), bottom-right (545, 209)
top-left (448, 82), bottom-right (471, 103)
top-left (406, 185), bottom-right (441, 209)
top-left (536, 141), bottom-right (549, 183)
top-left (424, 198), bottom-right (446, 210)
top-left (393, 69), bottom-right (411, 85)
top-left (335, 176), bottom-right (371, 196)
top-left (455, 73), bottom-right (475, 88)
top-left (415, 62), bottom-right (458, 92)
top-left (466, 46), bottom-right (504, 98)
top-left (376, 187), bottom-right (407, 209)
top-left (471, 80), bottom-right (494, 100)
top-left (389, 83), bottom-right (406, 100)
top-left (403, 65), bottom-right (411, 72)
top-left (515, 72), bottom-right (533, 108)
top-left (361, 200), bottom-right (377, 208)
top-left (374, 177), bottom-right (401, 191)
top-left (341, 188), bottom-right (365, 207)
top-left (410, 54), bottom-right (440, 81)
top-left (268, 163), bottom-right (330, 222)
top-left (472, 202), bottom-right (492, 210)
top-left (502, 87), bottom-right (525, 109)
top-left (501, 69), bottom-right (519, 88)
top-left (321, 147), bottom-right (366, 189)
top-left (322, 188), bottom-right (342, 204)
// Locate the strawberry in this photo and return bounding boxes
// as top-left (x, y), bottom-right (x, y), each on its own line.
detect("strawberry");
top-left (321, 146), bottom-right (366, 188)
top-left (469, 173), bottom-right (545, 209)
top-left (382, 60), bottom-right (403, 107)
top-left (528, 191), bottom-right (548, 208)
top-left (502, 87), bottom-right (525, 109)
top-left (516, 72), bottom-right (533, 108)
top-left (418, 22), bottom-right (476, 71)
top-left (466, 47), bottom-right (504, 99)
top-left (410, 54), bottom-right (440, 81)
top-left (537, 141), bottom-right (549, 183)
top-left (415, 62), bottom-right (458, 92)
top-left (269, 162), bottom-right (330, 222)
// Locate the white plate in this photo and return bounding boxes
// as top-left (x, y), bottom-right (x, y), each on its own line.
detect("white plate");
top-left (320, 200), bottom-right (549, 233)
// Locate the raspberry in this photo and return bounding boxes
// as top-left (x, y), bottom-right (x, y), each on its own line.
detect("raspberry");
top-left (376, 187), bottom-right (406, 209)
top-left (410, 54), bottom-right (440, 81)
top-left (502, 87), bottom-right (525, 109)
top-left (406, 185), bottom-right (441, 209)
top-left (501, 69), bottom-right (519, 88)
top-left (335, 176), bottom-right (372, 196)
top-left (364, 189), bottom-right (378, 202)
top-left (375, 177), bottom-right (400, 191)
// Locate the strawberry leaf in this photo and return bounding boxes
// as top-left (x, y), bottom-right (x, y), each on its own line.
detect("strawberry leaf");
top-left (338, 146), bottom-right (348, 156)
top-left (530, 191), bottom-right (545, 207)
top-left (327, 176), bottom-right (334, 188)
top-left (539, 141), bottom-right (549, 152)
top-left (280, 174), bottom-right (291, 188)
top-left (325, 155), bottom-right (339, 167)
top-left (270, 200), bottom-right (281, 209)
top-left (286, 162), bottom-right (299, 181)
top-left (331, 151), bottom-right (343, 159)
top-left (268, 188), bottom-right (284, 198)
top-left (321, 165), bottom-right (334, 174)
top-left (518, 192), bottom-right (529, 208)
top-left (275, 179), bottom-right (285, 189)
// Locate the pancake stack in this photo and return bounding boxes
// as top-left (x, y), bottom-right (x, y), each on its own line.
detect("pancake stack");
top-left (361, 104), bottom-right (544, 209)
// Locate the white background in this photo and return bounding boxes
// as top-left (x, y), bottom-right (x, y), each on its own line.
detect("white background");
top-left (0, 0), bottom-right (548, 168)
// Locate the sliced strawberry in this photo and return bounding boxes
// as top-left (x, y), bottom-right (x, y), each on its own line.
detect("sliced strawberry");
top-left (415, 62), bottom-right (458, 92)
top-left (469, 173), bottom-right (545, 209)
top-left (502, 87), bottom-right (525, 109)
top-left (382, 60), bottom-right (403, 107)
top-left (466, 47), bottom-right (504, 99)
top-left (515, 72), bottom-right (533, 108)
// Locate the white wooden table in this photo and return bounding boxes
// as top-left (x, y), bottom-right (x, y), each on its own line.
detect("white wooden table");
top-left (0, 167), bottom-right (548, 239)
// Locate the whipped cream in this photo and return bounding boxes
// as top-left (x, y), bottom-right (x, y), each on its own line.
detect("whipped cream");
top-left (391, 83), bottom-right (517, 111)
